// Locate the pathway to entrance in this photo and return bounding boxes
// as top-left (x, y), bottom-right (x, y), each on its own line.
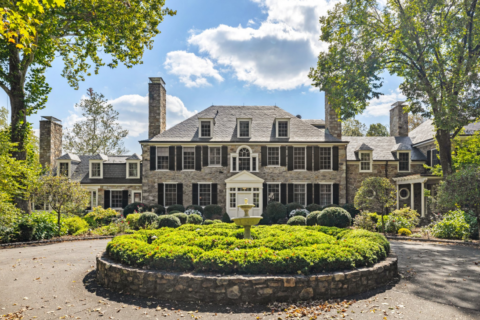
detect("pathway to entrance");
top-left (0, 239), bottom-right (479, 319)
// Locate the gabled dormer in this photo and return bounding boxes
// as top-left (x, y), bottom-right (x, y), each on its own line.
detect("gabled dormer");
top-left (391, 143), bottom-right (411, 172)
top-left (57, 153), bottom-right (80, 177)
top-left (275, 118), bottom-right (290, 138)
top-left (237, 118), bottom-right (252, 138)
top-left (89, 154), bottom-right (108, 179)
top-left (126, 153), bottom-right (142, 179)
top-left (198, 118), bottom-right (214, 138)
top-left (356, 143), bottom-right (373, 172)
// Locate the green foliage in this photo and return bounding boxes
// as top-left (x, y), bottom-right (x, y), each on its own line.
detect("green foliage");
top-left (376, 215), bottom-right (417, 234)
top-left (367, 212), bottom-right (381, 224)
top-left (306, 203), bottom-right (322, 213)
top-left (167, 204), bottom-right (185, 213)
top-left (126, 213), bottom-right (142, 230)
top-left (264, 201), bottom-right (287, 223)
top-left (106, 225), bottom-right (389, 275)
top-left (17, 211), bottom-right (65, 242)
top-left (148, 204), bottom-right (166, 215)
top-left (213, 220), bottom-right (222, 224)
top-left (464, 211), bottom-right (479, 239)
top-left (342, 119), bottom-right (366, 136)
top-left (287, 216), bottom-right (306, 226)
top-left (322, 204), bottom-right (341, 210)
top-left (430, 210), bottom-right (471, 240)
top-left (353, 212), bottom-right (376, 231)
top-left (186, 205), bottom-right (204, 215)
top-left (169, 210), bottom-right (181, 214)
top-left (138, 212), bottom-right (158, 228)
top-left (156, 215), bottom-right (181, 228)
top-left (187, 214), bottom-right (203, 225)
top-left (222, 212), bottom-right (232, 223)
top-left (91, 220), bottom-right (129, 236)
top-left (342, 203), bottom-right (360, 219)
top-left (306, 211), bottom-right (322, 226)
top-left (84, 207), bottom-right (119, 227)
top-left (366, 123), bottom-right (389, 137)
top-left (171, 212), bottom-right (187, 225)
top-left (123, 202), bottom-right (148, 217)
top-left (203, 205), bottom-right (222, 219)
top-left (203, 219), bottom-right (215, 225)
top-left (64, 216), bottom-right (89, 235)
top-left (391, 207), bottom-right (420, 224)
top-left (398, 228), bottom-right (412, 236)
top-left (286, 202), bottom-right (304, 214)
top-left (318, 207), bottom-right (352, 228)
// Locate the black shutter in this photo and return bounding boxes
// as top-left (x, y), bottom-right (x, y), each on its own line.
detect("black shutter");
top-left (177, 183), bottom-right (183, 205)
top-left (169, 146), bottom-right (175, 171)
top-left (263, 183), bottom-right (268, 208)
top-left (314, 146), bottom-right (320, 171)
top-left (287, 146), bottom-right (294, 171)
top-left (203, 146), bottom-right (209, 167)
top-left (104, 190), bottom-right (111, 209)
top-left (314, 184), bottom-right (320, 204)
top-left (426, 150), bottom-right (431, 166)
top-left (434, 150), bottom-right (441, 165)
top-left (122, 190), bottom-right (129, 208)
top-left (158, 183), bottom-right (164, 206)
top-left (281, 183), bottom-right (287, 205)
top-left (195, 146), bottom-right (202, 171)
top-left (212, 184), bottom-right (218, 205)
top-left (192, 183), bottom-right (198, 205)
top-left (261, 146), bottom-right (268, 167)
top-left (332, 146), bottom-right (339, 171)
top-left (307, 183), bottom-right (313, 205)
top-left (150, 146), bottom-right (156, 171)
top-left (176, 146), bottom-right (182, 171)
top-left (221, 146), bottom-right (228, 167)
top-left (333, 183), bottom-right (339, 205)
top-left (287, 183), bottom-right (294, 203)
top-left (280, 146), bottom-right (287, 167)
top-left (307, 146), bottom-right (313, 171)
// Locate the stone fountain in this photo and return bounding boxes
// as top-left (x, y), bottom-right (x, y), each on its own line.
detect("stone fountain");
top-left (232, 198), bottom-right (262, 239)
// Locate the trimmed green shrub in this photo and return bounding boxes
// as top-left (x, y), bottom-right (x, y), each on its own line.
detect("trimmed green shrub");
top-left (264, 201), bottom-right (287, 223)
top-left (306, 211), bottom-right (322, 226)
top-left (322, 204), bottom-right (341, 210)
top-left (171, 212), bottom-right (188, 224)
top-left (84, 207), bottom-right (118, 227)
top-left (17, 211), bottom-right (64, 241)
top-left (398, 228), bottom-right (412, 236)
top-left (187, 214), bottom-right (203, 225)
top-left (342, 203), bottom-right (360, 219)
top-left (306, 203), bottom-right (322, 213)
top-left (203, 219), bottom-right (214, 225)
top-left (222, 212), bottom-right (231, 223)
top-left (186, 205), bottom-right (204, 215)
top-left (64, 216), bottom-right (89, 235)
top-left (204, 205), bottom-right (222, 219)
top-left (213, 220), bottom-right (222, 224)
top-left (286, 202), bottom-right (304, 214)
top-left (430, 210), bottom-right (471, 240)
top-left (353, 212), bottom-right (376, 231)
top-left (342, 229), bottom-right (390, 254)
top-left (138, 212), bottom-right (158, 228)
top-left (287, 216), bottom-right (306, 226)
top-left (126, 213), bottom-right (142, 230)
top-left (169, 210), bottom-right (182, 214)
top-left (123, 202), bottom-right (148, 217)
top-left (167, 204), bottom-right (185, 213)
top-left (289, 209), bottom-right (309, 218)
top-left (148, 204), bottom-right (165, 215)
top-left (156, 215), bottom-right (181, 228)
top-left (317, 207), bottom-right (352, 228)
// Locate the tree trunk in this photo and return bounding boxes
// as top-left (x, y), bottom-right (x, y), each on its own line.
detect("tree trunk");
top-left (436, 129), bottom-right (453, 176)
top-left (381, 210), bottom-right (386, 236)
top-left (57, 211), bottom-right (61, 236)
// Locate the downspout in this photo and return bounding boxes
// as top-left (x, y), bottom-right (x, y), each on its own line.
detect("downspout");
top-left (385, 160), bottom-right (388, 178)
top-left (345, 146), bottom-right (348, 204)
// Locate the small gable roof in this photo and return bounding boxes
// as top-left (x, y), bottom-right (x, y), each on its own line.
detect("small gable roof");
top-left (355, 143), bottom-right (374, 151)
top-left (345, 136), bottom-right (425, 161)
top-left (91, 154), bottom-right (109, 161)
top-left (126, 153), bottom-right (142, 161)
top-left (57, 153), bottom-right (81, 161)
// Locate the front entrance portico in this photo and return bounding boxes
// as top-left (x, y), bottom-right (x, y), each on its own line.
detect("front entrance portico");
top-left (225, 171), bottom-right (264, 219)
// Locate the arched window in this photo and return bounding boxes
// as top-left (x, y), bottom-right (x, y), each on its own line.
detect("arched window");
top-left (238, 148), bottom-right (251, 171)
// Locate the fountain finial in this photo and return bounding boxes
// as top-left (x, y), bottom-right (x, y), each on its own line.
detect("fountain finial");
top-left (244, 198), bottom-right (248, 204)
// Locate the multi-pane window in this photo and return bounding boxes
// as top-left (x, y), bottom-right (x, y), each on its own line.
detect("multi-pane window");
top-left (319, 184), bottom-right (332, 207)
top-left (253, 188), bottom-right (260, 208)
top-left (239, 121), bottom-right (250, 137)
top-left (432, 149), bottom-right (440, 166)
top-left (267, 184), bottom-right (280, 202)
top-left (199, 184), bottom-right (211, 206)
top-left (91, 162), bottom-right (101, 177)
top-left (111, 191), bottom-right (123, 208)
top-left (319, 147), bottom-right (331, 170)
top-left (229, 188), bottom-right (236, 208)
top-left (59, 163), bottom-right (69, 177)
top-left (267, 147), bottom-right (280, 166)
top-left (278, 121), bottom-right (289, 137)
top-left (157, 147), bottom-right (169, 170)
top-left (294, 184), bottom-right (306, 206)
top-left (209, 147), bottom-right (221, 166)
top-left (399, 152), bottom-right (410, 171)
top-left (201, 121), bottom-right (211, 137)
top-left (360, 152), bottom-right (371, 171)
top-left (293, 147), bottom-right (306, 170)
top-left (91, 190), bottom-right (97, 208)
top-left (128, 162), bottom-right (138, 177)
top-left (183, 147), bottom-right (195, 170)
top-left (165, 184), bottom-right (177, 206)
top-left (238, 148), bottom-right (251, 171)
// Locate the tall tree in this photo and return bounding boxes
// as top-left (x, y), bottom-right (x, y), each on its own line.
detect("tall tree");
top-left (63, 89), bottom-right (129, 155)
top-left (342, 118), bottom-right (366, 136)
top-left (408, 113), bottom-right (428, 132)
top-left (309, 0), bottom-right (480, 176)
top-left (366, 123), bottom-right (389, 137)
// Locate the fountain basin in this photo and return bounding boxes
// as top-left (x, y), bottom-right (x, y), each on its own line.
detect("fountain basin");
top-left (232, 217), bottom-right (262, 226)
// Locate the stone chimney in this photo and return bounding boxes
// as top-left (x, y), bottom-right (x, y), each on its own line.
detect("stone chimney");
top-left (148, 77), bottom-right (167, 139)
top-left (39, 116), bottom-right (62, 169)
top-left (324, 93), bottom-right (342, 140)
top-left (389, 101), bottom-right (408, 136)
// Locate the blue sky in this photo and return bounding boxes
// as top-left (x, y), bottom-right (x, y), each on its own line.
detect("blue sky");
top-left (4, 0), bottom-right (405, 154)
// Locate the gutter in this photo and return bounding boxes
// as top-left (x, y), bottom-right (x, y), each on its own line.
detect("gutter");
top-left (139, 140), bottom-right (350, 145)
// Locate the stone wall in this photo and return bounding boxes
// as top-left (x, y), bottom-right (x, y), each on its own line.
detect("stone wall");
top-left (96, 252), bottom-right (398, 304)
top-left (96, 185), bottom-right (143, 208)
top-left (148, 78), bottom-right (167, 139)
top-left (389, 104), bottom-right (408, 137)
top-left (324, 95), bottom-right (342, 140)
top-left (39, 119), bottom-right (62, 169)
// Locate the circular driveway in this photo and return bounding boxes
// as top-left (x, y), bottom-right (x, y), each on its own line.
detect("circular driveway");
top-left (0, 239), bottom-right (479, 319)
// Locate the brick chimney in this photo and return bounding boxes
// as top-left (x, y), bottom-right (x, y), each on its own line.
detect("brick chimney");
top-left (148, 77), bottom-right (167, 139)
top-left (390, 101), bottom-right (408, 136)
top-left (39, 116), bottom-right (62, 169)
top-left (324, 93), bottom-right (342, 140)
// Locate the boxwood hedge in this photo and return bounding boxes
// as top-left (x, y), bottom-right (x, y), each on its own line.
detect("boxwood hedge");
top-left (106, 224), bottom-right (389, 275)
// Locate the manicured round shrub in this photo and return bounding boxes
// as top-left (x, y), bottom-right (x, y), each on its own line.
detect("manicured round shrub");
top-left (84, 207), bottom-right (119, 227)
top-left (286, 202), bottom-right (304, 214)
top-left (148, 204), bottom-right (165, 215)
top-left (222, 212), bottom-right (231, 223)
top-left (264, 201), bottom-right (287, 223)
top-left (287, 216), bottom-right (306, 226)
top-left (171, 212), bottom-right (188, 224)
top-left (204, 205), bottom-right (222, 219)
top-left (187, 214), bottom-right (203, 225)
top-left (398, 228), bottom-right (412, 236)
top-left (185, 209), bottom-right (202, 216)
top-left (213, 220), bottom-right (222, 224)
top-left (126, 213), bottom-right (142, 230)
top-left (306, 203), bottom-right (322, 213)
top-left (289, 208), bottom-right (310, 218)
top-left (167, 204), bottom-right (185, 213)
top-left (169, 210), bottom-right (182, 214)
top-left (186, 205), bottom-right (204, 215)
top-left (342, 203), bottom-right (360, 219)
top-left (203, 219), bottom-right (214, 225)
top-left (317, 207), bottom-right (352, 228)
top-left (138, 212), bottom-right (158, 228)
top-left (123, 202), bottom-right (148, 217)
top-left (64, 216), bottom-right (89, 235)
top-left (322, 204), bottom-right (340, 210)
top-left (306, 211), bottom-right (322, 226)
top-left (156, 215), bottom-right (181, 228)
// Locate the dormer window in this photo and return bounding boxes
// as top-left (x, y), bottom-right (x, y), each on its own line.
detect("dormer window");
top-left (398, 151), bottom-right (410, 172)
top-left (359, 152), bottom-right (372, 172)
top-left (237, 119), bottom-right (251, 138)
top-left (276, 119), bottom-right (290, 138)
top-left (127, 161), bottom-right (140, 178)
top-left (90, 161), bottom-right (103, 178)
top-left (199, 119), bottom-right (213, 138)
top-left (59, 162), bottom-right (69, 177)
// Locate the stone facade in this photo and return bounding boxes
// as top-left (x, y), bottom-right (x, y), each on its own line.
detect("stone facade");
top-left (96, 251), bottom-right (398, 304)
top-left (148, 78), bottom-right (167, 139)
top-left (94, 185), bottom-right (143, 208)
top-left (324, 95), bottom-right (342, 140)
top-left (39, 117), bottom-right (62, 169)
top-left (389, 103), bottom-right (408, 137)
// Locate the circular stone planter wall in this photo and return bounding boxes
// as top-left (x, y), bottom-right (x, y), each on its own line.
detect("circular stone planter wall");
top-left (96, 252), bottom-right (397, 303)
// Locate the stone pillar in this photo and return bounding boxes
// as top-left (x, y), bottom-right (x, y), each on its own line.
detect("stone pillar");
top-left (324, 93), bottom-right (342, 140)
top-left (148, 77), bottom-right (167, 139)
top-left (389, 102), bottom-right (408, 136)
top-left (39, 116), bottom-right (62, 169)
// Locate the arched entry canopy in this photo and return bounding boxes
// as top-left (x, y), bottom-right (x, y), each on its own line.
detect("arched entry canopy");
top-left (225, 171), bottom-right (264, 219)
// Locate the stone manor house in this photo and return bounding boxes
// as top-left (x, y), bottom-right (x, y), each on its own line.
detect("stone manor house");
top-left (39, 77), bottom-right (467, 219)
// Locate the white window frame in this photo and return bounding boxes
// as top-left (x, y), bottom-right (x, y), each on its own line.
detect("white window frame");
top-left (57, 160), bottom-right (71, 177)
top-left (399, 188), bottom-right (410, 200)
top-left (208, 146), bottom-right (222, 167)
top-left (89, 160), bottom-right (103, 179)
top-left (198, 118), bottom-right (214, 138)
top-left (109, 189), bottom-right (124, 209)
top-left (266, 182), bottom-right (281, 203)
top-left (319, 146), bottom-right (333, 171)
top-left (230, 145), bottom-right (258, 172)
top-left (293, 146), bottom-right (307, 171)
top-left (267, 146), bottom-right (280, 167)
top-left (292, 182), bottom-right (307, 206)
top-left (318, 182), bottom-right (333, 207)
top-left (276, 118), bottom-right (290, 138)
top-left (397, 151), bottom-right (411, 172)
top-left (156, 146), bottom-right (170, 171)
top-left (164, 182), bottom-right (178, 207)
top-left (198, 182), bottom-right (212, 207)
top-left (237, 118), bottom-right (252, 138)
top-left (359, 151), bottom-right (372, 172)
top-left (126, 161), bottom-right (141, 179)
top-left (131, 190), bottom-right (143, 203)
top-left (182, 146), bottom-right (195, 171)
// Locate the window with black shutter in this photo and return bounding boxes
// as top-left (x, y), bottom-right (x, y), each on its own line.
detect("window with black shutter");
top-left (176, 146), bottom-right (182, 171)
top-left (314, 146), bottom-right (320, 171)
top-left (221, 146), bottom-right (228, 167)
top-left (195, 146), bottom-right (202, 171)
top-left (280, 183), bottom-right (287, 205)
top-left (192, 183), bottom-right (198, 205)
top-left (261, 146), bottom-right (267, 167)
top-left (287, 183), bottom-right (294, 203)
top-left (104, 190), bottom-right (111, 208)
top-left (212, 184), bottom-right (218, 205)
top-left (177, 183), bottom-right (183, 205)
top-left (307, 184), bottom-right (313, 205)
top-left (314, 184), bottom-right (320, 204)
top-left (426, 150), bottom-right (431, 167)
top-left (169, 146), bottom-right (175, 170)
top-left (203, 146), bottom-right (209, 167)
top-left (150, 146), bottom-right (156, 171)
top-left (263, 183), bottom-right (268, 207)
top-left (158, 183), bottom-right (164, 206)
top-left (333, 183), bottom-right (339, 205)
top-left (287, 146), bottom-right (294, 171)
top-left (280, 146), bottom-right (287, 167)
top-left (332, 146), bottom-right (339, 171)
top-left (307, 146), bottom-right (313, 171)
top-left (122, 190), bottom-right (129, 208)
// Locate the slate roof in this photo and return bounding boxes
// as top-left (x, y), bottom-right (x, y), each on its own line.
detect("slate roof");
top-left (345, 136), bottom-right (426, 161)
top-left (126, 153), bottom-right (142, 161)
top-left (355, 143), bottom-right (374, 151)
top-left (409, 119), bottom-right (480, 145)
top-left (302, 119), bottom-right (325, 128)
top-left (57, 153), bottom-right (81, 161)
top-left (144, 106), bottom-right (341, 143)
top-left (90, 154), bottom-right (109, 161)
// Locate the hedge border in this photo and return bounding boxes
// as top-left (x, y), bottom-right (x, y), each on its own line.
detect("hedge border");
top-left (0, 236), bottom-right (115, 249)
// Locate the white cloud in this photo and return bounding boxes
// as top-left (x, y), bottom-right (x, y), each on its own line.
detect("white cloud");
top-left (186, 0), bottom-right (337, 90)
top-left (364, 90), bottom-right (406, 116)
top-left (247, 19), bottom-right (256, 26)
top-left (164, 51), bottom-right (223, 87)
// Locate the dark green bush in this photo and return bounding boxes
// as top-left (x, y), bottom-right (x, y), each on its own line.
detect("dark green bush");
top-left (306, 211), bottom-right (322, 226)
top-left (204, 205), bottom-right (222, 219)
top-left (156, 215), bottom-right (181, 228)
top-left (187, 214), bottom-right (203, 225)
top-left (123, 202), bottom-right (149, 217)
top-left (167, 204), bottom-right (185, 213)
top-left (342, 203), bottom-right (360, 219)
top-left (169, 210), bottom-right (182, 214)
top-left (186, 205), bottom-right (204, 214)
top-left (148, 204), bottom-right (165, 215)
top-left (222, 212), bottom-right (231, 223)
top-left (17, 211), bottom-right (62, 241)
top-left (322, 204), bottom-right (341, 210)
top-left (138, 212), bottom-right (158, 228)
top-left (203, 219), bottom-right (214, 225)
top-left (287, 216), bottom-right (306, 226)
top-left (171, 212), bottom-right (188, 224)
top-left (306, 203), bottom-right (323, 212)
top-left (317, 207), bottom-right (352, 228)
top-left (213, 220), bottom-right (222, 224)
top-left (264, 201), bottom-right (287, 223)
top-left (286, 202), bottom-right (304, 214)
